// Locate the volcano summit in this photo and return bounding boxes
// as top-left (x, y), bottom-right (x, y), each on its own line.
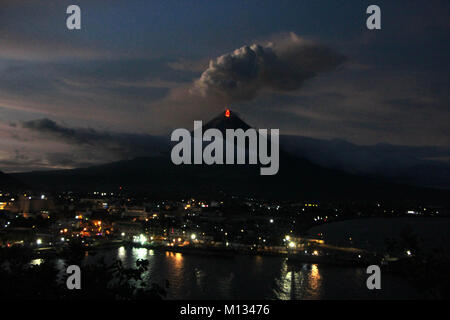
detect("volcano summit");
top-left (170, 110), bottom-right (279, 175)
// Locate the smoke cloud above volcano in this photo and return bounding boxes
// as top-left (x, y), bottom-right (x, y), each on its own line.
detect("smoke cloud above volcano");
top-left (192, 33), bottom-right (346, 102)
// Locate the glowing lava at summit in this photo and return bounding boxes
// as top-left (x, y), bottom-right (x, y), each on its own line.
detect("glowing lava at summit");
top-left (225, 109), bottom-right (231, 118)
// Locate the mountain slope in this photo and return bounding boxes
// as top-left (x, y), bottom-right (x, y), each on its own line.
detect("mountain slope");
top-left (0, 170), bottom-right (24, 191)
top-left (281, 135), bottom-right (450, 189)
top-left (11, 110), bottom-right (450, 201)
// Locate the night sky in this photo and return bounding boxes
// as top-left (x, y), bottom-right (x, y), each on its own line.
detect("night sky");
top-left (0, 0), bottom-right (449, 172)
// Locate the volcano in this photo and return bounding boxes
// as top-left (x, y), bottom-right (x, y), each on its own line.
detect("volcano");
top-left (11, 110), bottom-right (450, 201)
top-left (202, 109), bottom-right (251, 132)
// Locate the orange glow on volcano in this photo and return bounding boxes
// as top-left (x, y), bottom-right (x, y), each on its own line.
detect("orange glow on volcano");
top-left (225, 109), bottom-right (231, 118)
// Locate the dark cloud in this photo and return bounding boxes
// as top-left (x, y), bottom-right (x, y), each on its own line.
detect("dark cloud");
top-left (21, 118), bottom-right (169, 159)
top-left (23, 118), bottom-right (98, 144)
top-left (192, 33), bottom-right (345, 102)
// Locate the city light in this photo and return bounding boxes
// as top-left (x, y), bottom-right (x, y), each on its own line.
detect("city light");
top-left (288, 241), bottom-right (296, 248)
top-left (191, 233), bottom-right (196, 240)
top-left (133, 234), bottom-right (147, 245)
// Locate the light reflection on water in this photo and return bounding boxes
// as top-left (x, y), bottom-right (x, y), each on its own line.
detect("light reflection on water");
top-left (80, 246), bottom-right (421, 300)
top-left (118, 246), bottom-right (126, 260)
top-left (30, 258), bottom-right (44, 266)
top-left (274, 262), bottom-right (322, 300)
top-left (133, 247), bottom-right (149, 260)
